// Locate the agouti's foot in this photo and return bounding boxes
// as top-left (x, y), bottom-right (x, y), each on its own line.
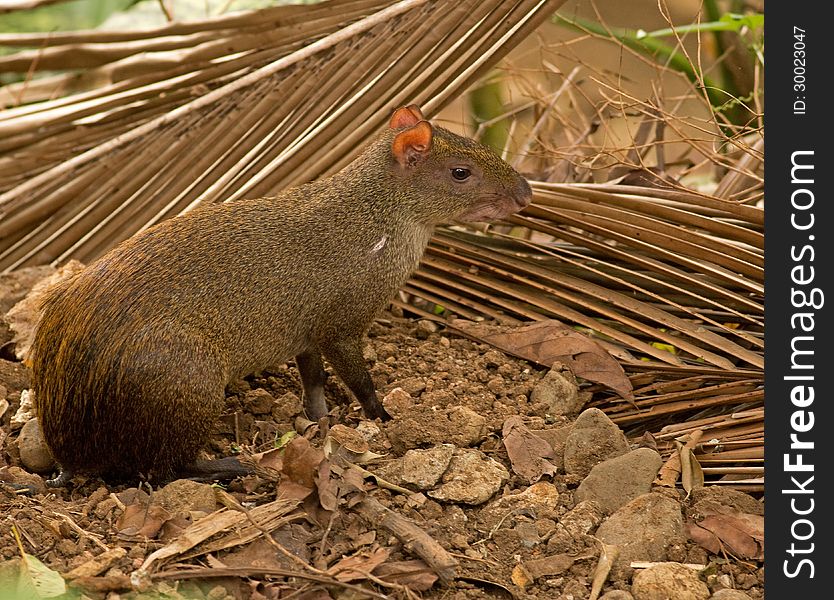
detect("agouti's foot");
top-left (46, 469), bottom-right (74, 488)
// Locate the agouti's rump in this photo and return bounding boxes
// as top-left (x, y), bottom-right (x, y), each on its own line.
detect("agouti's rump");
top-left (31, 105), bottom-right (532, 483)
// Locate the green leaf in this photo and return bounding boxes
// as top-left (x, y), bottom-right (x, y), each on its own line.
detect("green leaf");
top-left (17, 553), bottom-right (66, 599)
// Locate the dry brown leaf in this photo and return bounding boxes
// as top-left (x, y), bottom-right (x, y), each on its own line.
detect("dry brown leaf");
top-left (277, 436), bottom-right (324, 501)
top-left (686, 511), bottom-right (764, 560)
top-left (454, 319), bottom-right (633, 399)
top-left (327, 546), bottom-right (392, 582)
top-left (115, 502), bottom-right (171, 539)
top-left (502, 415), bottom-right (558, 483)
top-left (680, 445), bottom-right (705, 497)
top-left (374, 559), bottom-right (438, 591)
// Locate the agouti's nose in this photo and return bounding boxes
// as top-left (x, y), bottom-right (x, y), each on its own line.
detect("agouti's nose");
top-left (511, 178), bottom-right (533, 210)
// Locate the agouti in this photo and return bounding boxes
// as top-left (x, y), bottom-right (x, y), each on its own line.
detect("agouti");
top-left (31, 105), bottom-right (532, 484)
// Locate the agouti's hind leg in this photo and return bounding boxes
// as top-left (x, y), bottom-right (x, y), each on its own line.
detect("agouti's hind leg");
top-left (321, 338), bottom-right (391, 421)
top-left (296, 350), bottom-right (328, 420)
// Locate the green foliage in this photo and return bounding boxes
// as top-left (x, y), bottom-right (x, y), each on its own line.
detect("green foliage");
top-left (552, 5), bottom-right (764, 125)
top-left (0, 0), bottom-right (138, 34)
top-left (468, 72), bottom-right (510, 154)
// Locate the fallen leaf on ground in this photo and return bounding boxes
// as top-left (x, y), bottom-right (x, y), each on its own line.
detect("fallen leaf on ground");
top-left (277, 436), bottom-right (324, 501)
top-left (686, 511), bottom-right (764, 560)
top-left (502, 416), bottom-right (558, 483)
top-left (327, 546), bottom-right (392, 582)
top-left (116, 503), bottom-right (171, 539)
top-left (453, 319), bottom-right (633, 399)
top-left (374, 559), bottom-right (438, 591)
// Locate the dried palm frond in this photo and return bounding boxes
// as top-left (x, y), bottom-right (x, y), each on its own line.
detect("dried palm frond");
top-left (0, 0), bottom-right (567, 268)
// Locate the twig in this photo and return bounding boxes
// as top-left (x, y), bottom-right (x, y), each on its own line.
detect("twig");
top-left (353, 496), bottom-right (457, 585)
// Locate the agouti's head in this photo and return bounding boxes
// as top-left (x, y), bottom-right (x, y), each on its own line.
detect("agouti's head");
top-left (384, 105), bottom-right (532, 225)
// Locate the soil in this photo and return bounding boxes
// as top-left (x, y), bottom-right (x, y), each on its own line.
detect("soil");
top-left (0, 311), bottom-right (764, 600)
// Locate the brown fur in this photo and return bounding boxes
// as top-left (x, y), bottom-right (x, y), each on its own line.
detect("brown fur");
top-left (31, 109), bottom-right (532, 480)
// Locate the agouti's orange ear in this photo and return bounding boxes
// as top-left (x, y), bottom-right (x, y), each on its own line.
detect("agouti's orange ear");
top-left (392, 121), bottom-right (432, 168)
top-left (389, 105), bottom-right (424, 129)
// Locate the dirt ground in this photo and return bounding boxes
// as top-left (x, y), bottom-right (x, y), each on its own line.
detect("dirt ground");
top-left (0, 308), bottom-right (764, 600)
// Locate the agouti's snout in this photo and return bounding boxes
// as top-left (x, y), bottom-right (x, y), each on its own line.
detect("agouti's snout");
top-left (31, 104), bottom-right (532, 483)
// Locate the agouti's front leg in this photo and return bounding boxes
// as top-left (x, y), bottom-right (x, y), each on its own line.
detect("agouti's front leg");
top-left (296, 350), bottom-right (328, 420)
top-left (321, 338), bottom-right (391, 421)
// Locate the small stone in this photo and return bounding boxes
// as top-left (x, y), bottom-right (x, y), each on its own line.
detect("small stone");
top-left (480, 482), bottom-right (561, 526)
top-left (596, 492), bottom-right (684, 578)
top-left (531, 363), bottom-right (584, 416)
top-left (428, 449), bottom-right (509, 505)
top-left (688, 486), bottom-right (764, 518)
top-left (575, 448), bottom-right (663, 514)
top-left (381, 387), bottom-right (414, 417)
top-left (243, 388), bottom-right (275, 414)
top-left (522, 553), bottom-right (574, 579)
top-left (514, 521), bottom-right (541, 547)
top-left (393, 376), bottom-right (427, 396)
top-left (373, 444), bottom-right (455, 490)
top-left (0, 466), bottom-right (47, 494)
top-left (415, 320), bottom-right (439, 339)
top-left (599, 591), bottom-right (634, 600)
top-left (558, 500), bottom-right (605, 537)
top-left (631, 563), bottom-right (709, 600)
top-left (17, 418), bottom-right (55, 473)
top-left (385, 404), bottom-right (487, 451)
top-left (152, 479), bottom-right (217, 518)
top-left (272, 391), bottom-right (302, 422)
top-left (11, 389), bottom-right (35, 429)
top-left (563, 407), bottom-right (629, 478)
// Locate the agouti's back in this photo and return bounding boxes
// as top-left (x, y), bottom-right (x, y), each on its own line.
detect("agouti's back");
top-left (31, 105), bottom-right (532, 482)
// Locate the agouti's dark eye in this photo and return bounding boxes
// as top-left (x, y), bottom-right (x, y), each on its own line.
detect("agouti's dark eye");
top-left (451, 168), bottom-right (471, 181)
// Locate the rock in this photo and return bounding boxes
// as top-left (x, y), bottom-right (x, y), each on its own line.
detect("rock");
top-left (386, 404), bottom-right (487, 452)
top-left (631, 563), bottom-right (709, 600)
top-left (243, 388), bottom-right (275, 414)
top-left (599, 591), bottom-right (634, 600)
top-left (152, 479), bottom-right (218, 518)
top-left (596, 492), bottom-right (684, 578)
top-left (688, 486), bottom-right (764, 518)
top-left (415, 320), bottom-right (438, 339)
top-left (710, 590), bottom-right (753, 600)
top-left (10, 389), bottom-right (35, 429)
top-left (546, 500), bottom-right (604, 553)
top-left (373, 444), bottom-right (456, 490)
top-left (271, 391), bottom-right (302, 422)
top-left (531, 362), bottom-right (585, 416)
top-left (17, 418), bottom-right (55, 473)
top-left (522, 553), bottom-right (574, 579)
top-left (564, 407), bottom-right (629, 478)
top-left (0, 466), bottom-right (47, 494)
top-left (575, 448), bottom-right (663, 514)
top-left (381, 387), bottom-right (414, 417)
top-left (560, 500), bottom-right (605, 537)
top-left (480, 482), bottom-right (561, 532)
top-left (392, 376), bottom-right (427, 397)
top-left (428, 449), bottom-right (509, 505)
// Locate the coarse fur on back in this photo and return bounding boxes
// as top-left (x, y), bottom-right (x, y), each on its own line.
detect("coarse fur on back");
top-left (31, 105), bottom-right (532, 482)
